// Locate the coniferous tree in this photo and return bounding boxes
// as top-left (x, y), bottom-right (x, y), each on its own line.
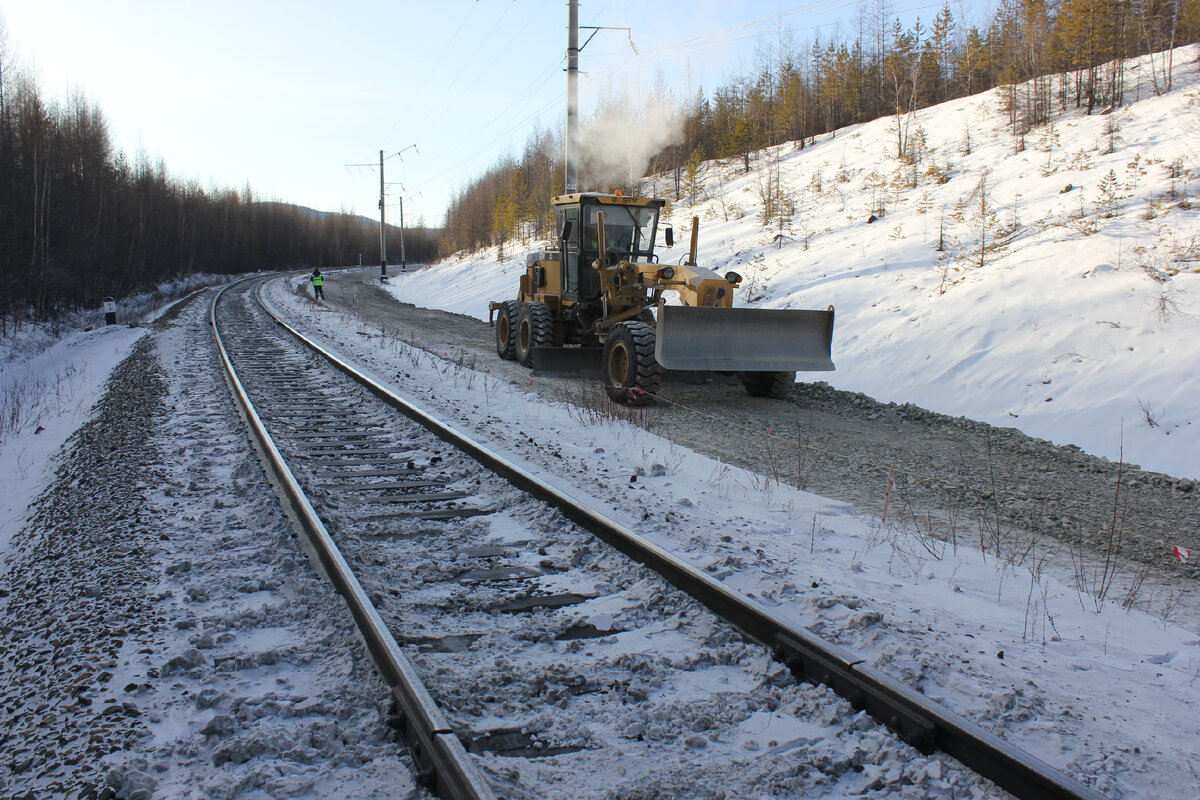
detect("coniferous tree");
top-left (0, 44), bottom-right (440, 325)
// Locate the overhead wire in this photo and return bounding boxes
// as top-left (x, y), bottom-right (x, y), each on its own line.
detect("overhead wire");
top-left (427, 0), bottom-right (859, 181)
top-left (398, 48), bottom-right (567, 202)
top-left (400, 0), bottom-right (562, 156)
top-left (373, 0), bottom-right (560, 216)
top-left (454, 59), bottom-right (564, 148)
top-left (640, 0), bottom-right (858, 54)
top-left (393, 0), bottom-right (947, 220)
top-left (378, 0), bottom-right (481, 145)
top-left (396, 0), bottom-right (532, 144)
top-left (382, 0), bottom-right (764, 196)
top-left (586, 0), bottom-right (865, 80)
top-left (393, 0), bottom-right (631, 208)
top-left (404, 89), bottom-right (564, 199)
top-left (586, 0), bottom-right (948, 82)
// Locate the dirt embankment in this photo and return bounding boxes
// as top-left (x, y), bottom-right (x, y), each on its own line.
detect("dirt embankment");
top-left (322, 268), bottom-right (1200, 583)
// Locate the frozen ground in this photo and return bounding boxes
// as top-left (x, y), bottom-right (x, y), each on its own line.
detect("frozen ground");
top-left (0, 323), bottom-right (146, 559)
top-left (263, 275), bottom-right (1200, 799)
top-left (0, 253), bottom-right (1194, 797)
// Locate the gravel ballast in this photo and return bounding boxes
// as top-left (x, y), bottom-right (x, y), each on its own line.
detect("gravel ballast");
top-left (0, 293), bottom-right (423, 800)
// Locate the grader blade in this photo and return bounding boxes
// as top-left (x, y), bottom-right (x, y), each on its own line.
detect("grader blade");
top-left (530, 346), bottom-right (603, 377)
top-left (654, 305), bottom-right (835, 372)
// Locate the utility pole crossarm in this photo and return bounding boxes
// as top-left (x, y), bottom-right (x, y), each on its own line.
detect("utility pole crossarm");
top-left (578, 26), bottom-right (635, 53)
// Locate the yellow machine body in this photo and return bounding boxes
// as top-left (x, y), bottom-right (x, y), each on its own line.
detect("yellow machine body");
top-left (489, 193), bottom-right (834, 402)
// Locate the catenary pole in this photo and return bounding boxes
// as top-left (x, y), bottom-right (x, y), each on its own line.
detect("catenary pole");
top-left (379, 150), bottom-right (388, 277)
top-left (563, 4), bottom-right (632, 195)
top-left (399, 196), bottom-right (406, 273)
top-left (565, 0), bottom-right (579, 193)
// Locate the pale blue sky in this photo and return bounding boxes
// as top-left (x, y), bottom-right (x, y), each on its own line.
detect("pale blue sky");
top-left (1, 0), bottom-right (958, 226)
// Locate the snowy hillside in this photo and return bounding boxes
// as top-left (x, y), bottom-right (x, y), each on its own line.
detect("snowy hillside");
top-left (384, 46), bottom-right (1200, 481)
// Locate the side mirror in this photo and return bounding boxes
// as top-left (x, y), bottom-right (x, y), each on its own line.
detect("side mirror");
top-left (560, 221), bottom-right (573, 242)
top-left (664, 226), bottom-right (674, 247)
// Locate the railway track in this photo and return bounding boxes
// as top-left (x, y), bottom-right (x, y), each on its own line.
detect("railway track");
top-left (211, 278), bottom-right (1105, 800)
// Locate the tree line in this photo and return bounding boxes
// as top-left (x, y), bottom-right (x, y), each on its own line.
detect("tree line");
top-left (0, 38), bottom-right (439, 327)
top-left (440, 125), bottom-right (563, 256)
top-left (441, 0), bottom-right (1199, 255)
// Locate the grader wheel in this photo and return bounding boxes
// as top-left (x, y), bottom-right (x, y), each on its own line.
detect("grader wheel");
top-left (495, 300), bottom-right (519, 360)
top-left (604, 321), bottom-right (661, 405)
top-left (516, 302), bottom-right (553, 367)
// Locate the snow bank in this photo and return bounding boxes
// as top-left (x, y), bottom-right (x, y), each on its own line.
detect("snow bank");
top-left (0, 324), bottom-right (147, 560)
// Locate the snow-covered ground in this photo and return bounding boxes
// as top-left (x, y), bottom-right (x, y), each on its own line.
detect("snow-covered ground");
top-left (384, 46), bottom-right (1200, 482)
top-left (0, 323), bottom-right (146, 559)
top-left (0, 275), bottom-right (228, 562)
top-left (263, 274), bottom-right (1199, 798)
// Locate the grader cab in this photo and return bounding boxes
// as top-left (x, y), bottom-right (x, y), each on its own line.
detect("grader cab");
top-left (489, 192), bottom-right (834, 404)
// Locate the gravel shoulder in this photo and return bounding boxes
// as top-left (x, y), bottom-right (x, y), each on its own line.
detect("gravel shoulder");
top-left (0, 335), bottom-right (166, 798)
top-left (328, 266), bottom-right (1200, 598)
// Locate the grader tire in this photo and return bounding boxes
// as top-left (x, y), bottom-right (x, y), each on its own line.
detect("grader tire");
top-left (516, 302), bottom-right (553, 367)
top-left (604, 321), bottom-right (661, 405)
top-left (739, 370), bottom-right (795, 399)
top-left (495, 300), bottom-right (519, 360)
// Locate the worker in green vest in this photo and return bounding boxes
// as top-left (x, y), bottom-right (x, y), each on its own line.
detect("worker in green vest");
top-left (310, 268), bottom-right (324, 300)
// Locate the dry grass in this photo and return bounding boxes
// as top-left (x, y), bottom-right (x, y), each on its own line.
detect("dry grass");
top-left (560, 380), bottom-right (667, 433)
top-left (0, 365), bottom-right (84, 452)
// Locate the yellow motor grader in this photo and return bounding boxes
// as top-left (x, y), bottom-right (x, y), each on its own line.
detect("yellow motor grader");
top-left (489, 192), bottom-right (834, 404)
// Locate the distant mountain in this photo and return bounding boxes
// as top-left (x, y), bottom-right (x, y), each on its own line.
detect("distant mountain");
top-left (252, 202), bottom-right (407, 232)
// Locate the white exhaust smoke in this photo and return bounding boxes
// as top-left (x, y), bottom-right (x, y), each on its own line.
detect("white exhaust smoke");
top-left (578, 80), bottom-right (684, 192)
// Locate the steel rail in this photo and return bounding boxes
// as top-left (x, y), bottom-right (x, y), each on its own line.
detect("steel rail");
top-left (256, 281), bottom-right (1108, 800)
top-left (210, 282), bottom-right (497, 800)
